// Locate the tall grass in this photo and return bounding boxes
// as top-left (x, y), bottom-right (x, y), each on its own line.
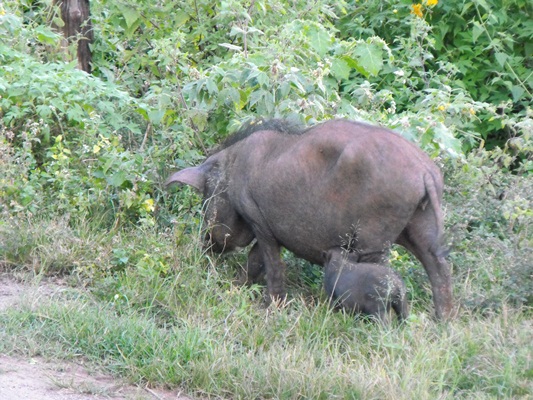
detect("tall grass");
top-left (1, 272), bottom-right (531, 399)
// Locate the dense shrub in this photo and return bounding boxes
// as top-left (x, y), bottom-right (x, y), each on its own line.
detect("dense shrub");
top-left (445, 148), bottom-right (532, 308)
top-left (337, 0), bottom-right (533, 148)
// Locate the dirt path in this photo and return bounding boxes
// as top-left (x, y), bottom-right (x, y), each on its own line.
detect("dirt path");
top-left (0, 274), bottom-right (193, 400)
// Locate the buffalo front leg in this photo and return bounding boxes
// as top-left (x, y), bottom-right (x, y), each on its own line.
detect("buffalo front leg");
top-left (255, 239), bottom-right (287, 303)
top-left (243, 242), bottom-right (265, 285)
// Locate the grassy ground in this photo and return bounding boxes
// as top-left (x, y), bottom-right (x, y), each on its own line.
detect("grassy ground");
top-left (0, 270), bottom-right (531, 399)
top-left (0, 219), bottom-right (531, 399)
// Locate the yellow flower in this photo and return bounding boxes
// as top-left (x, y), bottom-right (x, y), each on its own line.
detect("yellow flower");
top-left (426, 0), bottom-right (438, 6)
top-left (411, 3), bottom-right (424, 18)
top-left (438, 105), bottom-right (446, 111)
top-left (142, 198), bottom-right (155, 212)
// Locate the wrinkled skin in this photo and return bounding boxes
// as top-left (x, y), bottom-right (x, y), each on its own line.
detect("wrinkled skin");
top-left (323, 248), bottom-right (408, 325)
top-left (166, 119), bottom-right (453, 319)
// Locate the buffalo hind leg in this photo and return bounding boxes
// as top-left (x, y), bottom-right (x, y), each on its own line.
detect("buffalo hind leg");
top-left (397, 219), bottom-right (453, 320)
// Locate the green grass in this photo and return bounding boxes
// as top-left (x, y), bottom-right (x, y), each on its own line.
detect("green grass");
top-left (1, 269), bottom-right (531, 399)
top-left (1, 215), bottom-right (532, 399)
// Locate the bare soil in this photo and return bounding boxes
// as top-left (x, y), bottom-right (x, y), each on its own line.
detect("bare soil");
top-left (0, 274), bottom-right (193, 400)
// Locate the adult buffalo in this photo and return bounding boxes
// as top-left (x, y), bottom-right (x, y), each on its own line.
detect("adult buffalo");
top-left (166, 119), bottom-right (453, 319)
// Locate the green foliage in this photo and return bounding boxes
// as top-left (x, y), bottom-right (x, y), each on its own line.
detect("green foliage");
top-left (0, 20), bottom-right (196, 224)
top-left (0, 1), bottom-right (532, 396)
top-left (445, 148), bottom-right (532, 308)
top-left (337, 0), bottom-right (533, 149)
top-left (432, 0), bottom-right (533, 148)
top-left (2, 0), bottom-right (531, 225)
top-left (0, 8), bottom-right (153, 220)
top-left (432, 0), bottom-right (532, 103)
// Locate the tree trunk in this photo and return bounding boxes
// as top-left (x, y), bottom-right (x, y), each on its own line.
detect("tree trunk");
top-left (55, 0), bottom-right (93, 74)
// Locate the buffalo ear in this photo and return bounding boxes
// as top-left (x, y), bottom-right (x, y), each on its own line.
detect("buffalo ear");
top-left (165, 155), bottom-right (220, 192)
top-left (165, 166), bottom-right (206, 192)
top-left (166, 155), bottom-right (221, 192)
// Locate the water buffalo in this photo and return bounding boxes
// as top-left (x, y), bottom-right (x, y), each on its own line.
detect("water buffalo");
top-left (323, 248), bottom-right (408, 324)
top-left (166, 119), bottom-right (453, 319)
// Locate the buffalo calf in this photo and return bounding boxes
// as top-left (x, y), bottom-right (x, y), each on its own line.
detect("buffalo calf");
top-left (323, 248), bottom-right (408, 324)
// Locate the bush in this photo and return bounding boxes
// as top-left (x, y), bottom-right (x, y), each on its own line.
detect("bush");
top-left (445, 148), bottom-right (532, 308)
top-left (337, 0), bottom-right (533, 149)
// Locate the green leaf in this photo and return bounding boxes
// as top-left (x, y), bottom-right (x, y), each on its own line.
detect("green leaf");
top-left (247, 27), bottom-right (264, 35)
top-left (511, 85), bottom-right (525, 102)
top-left (433, 123), bottom-right (462, 157)
top-left (148, 109), bottom-right (165, 125)
top-left (495, 52), bottom-right (508, 67)
top-left (219, 87), bottom-right (241, 108)
top-left (108, 170), bottom-right (127, 188)
top-left (256, 71), bottom-right (269, 87)
top-left (66, 104), bottom-right (84, 123)
top-left (125, 18), bottom-right (142, 37)
top-left (7, 84), bottom-right (27, 98)
top-left (307, 25), bottom-right (331, 56)
top-left (136, 107), bottom-right (149, 121)
top-left (330, 57), bottom-right (351, 81)
top-left (476, 0), bottom-right (491, 12)
top-left (119, 6), bottom-right (140, 29)
top-left (205, 78), bottom-right (219, 95)
top-left (35, 26), bottom-right (60, 46)
top-left (219, 43), bottom-right (242, 51)
top-left (472, 21), bottom-right (484, 43)
top-left (264, 93), bottom-right (274, 114)
top-left (287, 74), bottom-right (306, 93)
top-left (278, 81), bottom-right (291, 98)
top-left (238, 90), bottom-right (249, 110)
top-left (353, 42), bottom-right (383, 77)
top-left (36, 104), bottom-right (52, 119)
top-left (248, 89), bottom-right (266, 107)
top-left (189, 110), bottom-right (207, 132)
top-left (102, 161), bottom-right (115, 177)
top-left (52, 16), bottom-right (65, 28)
top-left (230, 26), bottom-right (246, 36)
top-left (175, 10), bottom-right (189, 27)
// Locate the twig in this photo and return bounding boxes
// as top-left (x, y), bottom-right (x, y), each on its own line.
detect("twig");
top-left (140, 122), bottom-right (152, 151)
top-left (242, 0), bottom-right (257, 58)
top-left (35, 313), bottom-right (60, 323)
top-left (175, 84), bottom-right (208, 154)
top-left (144, 386), bottom-right (164, 400)
top-left (115, 343), bottom-right (128, 362)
